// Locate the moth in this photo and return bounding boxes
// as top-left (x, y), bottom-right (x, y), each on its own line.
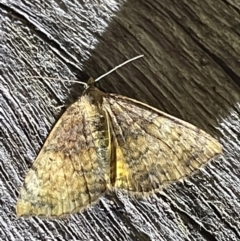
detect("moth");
top-left (16, 57), bottom-right (222, 217)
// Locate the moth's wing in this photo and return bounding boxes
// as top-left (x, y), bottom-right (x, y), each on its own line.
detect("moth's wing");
top-left (103, 94), bottom-right (222, 193)
top-left (16, 96), bottom-right (110, 217)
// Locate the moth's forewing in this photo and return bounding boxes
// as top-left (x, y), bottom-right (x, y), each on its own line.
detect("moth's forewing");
top-left (16, 88), bottom-right (111, 217)
top-left (103, 94), bottom-right (222, 193)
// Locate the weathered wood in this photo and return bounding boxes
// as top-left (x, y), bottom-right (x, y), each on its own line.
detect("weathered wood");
top-left (0, 0), bottom-right (240, 240)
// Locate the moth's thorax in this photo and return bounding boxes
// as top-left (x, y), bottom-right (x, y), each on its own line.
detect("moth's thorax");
top-left (82, 85), bottom-right (108, 106)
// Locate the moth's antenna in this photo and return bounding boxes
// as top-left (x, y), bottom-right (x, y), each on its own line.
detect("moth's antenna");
top-left (23, 55), bottom-right (144, 87)
top-left (23, 76), bottom-right (88, 88)
top-left (95, 55), bottom-right (144, 83)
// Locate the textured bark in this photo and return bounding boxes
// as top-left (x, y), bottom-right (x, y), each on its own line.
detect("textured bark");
top-left (0, 0), bottom-right (240, 241)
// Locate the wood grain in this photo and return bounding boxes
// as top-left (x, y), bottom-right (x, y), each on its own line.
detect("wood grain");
top-left (0, 0), bottom-right (240, 240)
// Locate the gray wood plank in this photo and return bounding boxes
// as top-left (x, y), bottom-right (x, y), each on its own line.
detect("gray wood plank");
top-left (0, 0), bottom-right (239, 240)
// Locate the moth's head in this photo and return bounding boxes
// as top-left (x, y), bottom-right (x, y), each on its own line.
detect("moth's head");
top-left (82, 77), bottom-right (107, 102)
top-left (86, 77), bottom-right (95, 87)
top-left (82, 77), bottom-right (96, 93)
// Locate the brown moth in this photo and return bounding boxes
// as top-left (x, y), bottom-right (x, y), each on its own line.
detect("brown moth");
top-left (16, 62), bottom-right (222, 217)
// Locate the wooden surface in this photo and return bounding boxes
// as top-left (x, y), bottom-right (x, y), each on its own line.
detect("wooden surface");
top-left (0, 0), bottom-right (240, 240)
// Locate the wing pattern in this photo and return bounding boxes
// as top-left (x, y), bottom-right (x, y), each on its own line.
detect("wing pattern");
top-left (16, 96), bottom-right (111, 217)
top-left (103, 94), bottom-right (222, 193)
